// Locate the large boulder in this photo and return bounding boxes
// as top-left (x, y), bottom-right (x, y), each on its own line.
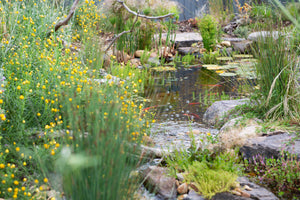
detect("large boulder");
top-left (247, 31), bottom-right (280, 42)
top-left (203, 99), bottom-right (249, 127)
top-left (240, 133), bottom-right (300, 160)
top-left (140, 166), bottom-right (177, 199)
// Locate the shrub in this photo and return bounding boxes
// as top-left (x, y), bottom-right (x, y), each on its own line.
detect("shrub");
top-left (198, 15), bottom-right (219, 51)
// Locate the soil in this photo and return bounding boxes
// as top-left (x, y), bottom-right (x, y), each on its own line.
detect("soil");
top-left (175, 19), bottom-right (199, 33)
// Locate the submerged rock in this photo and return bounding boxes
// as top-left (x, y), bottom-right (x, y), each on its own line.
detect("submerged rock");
top-left (203, 99), bottom-right (250, 127)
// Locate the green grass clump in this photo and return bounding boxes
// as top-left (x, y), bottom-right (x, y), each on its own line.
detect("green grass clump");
top-left (184, 161), bottom-right (238, 199)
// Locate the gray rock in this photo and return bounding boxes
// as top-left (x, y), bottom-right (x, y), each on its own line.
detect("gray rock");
top-left (155, 32), bottom-right (203, 48)
top-left (141, 145), bottom-right (171, 158)
top-left (212, 192), bottom-right (250, 200)
top-left (240, 133), bottom-right (300, 160)
top-left (221, 37), bottom-right (245, 42)
top-left (203, 99), bottom-right (250, 126)
top-left (148, 57), bottom-right (161, 67)
top-left (232, 40), bottom-right (253, 54)
top-left (237, 177), bottom-right (279, 200)
top-left (186, 190), bottom-right (205, 200)
top-left (140, 166), bottom-right (177, 200)
top-left (177, 47), bottom-right (199, 56)
top-left (219, 47), bottom-right (233, 57)
top-left (247, 31), bottom-right (280, 42)
top-left (223, 16), bottom-right (247, 34)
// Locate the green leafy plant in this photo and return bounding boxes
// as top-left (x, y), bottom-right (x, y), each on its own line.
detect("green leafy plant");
top-left (198, 15), bottom-right (219, 51)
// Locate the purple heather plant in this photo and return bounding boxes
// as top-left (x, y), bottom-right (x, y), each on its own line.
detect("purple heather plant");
top-left (244, 152), bottom-right (300, 198)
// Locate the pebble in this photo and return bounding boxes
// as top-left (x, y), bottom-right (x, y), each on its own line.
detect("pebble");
top-left (177, 183), bottom-right (189, 194)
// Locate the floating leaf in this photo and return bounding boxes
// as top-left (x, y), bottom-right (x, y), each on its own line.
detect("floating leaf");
top-left (216, 70), bottom-right (225, 74)
top-left (219, 72), bottom-right (237, 77)
top-left (233, 54), bottom-right (254, 59)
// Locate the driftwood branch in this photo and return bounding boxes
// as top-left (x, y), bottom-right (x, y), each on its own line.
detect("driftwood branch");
top-left (105, 12), bottom-right (139, 52)
top-left (47, 0), bottom-right (80, 37)
top-left (117, 0), bottom-right (174, 20)
top-left (105, 1), bottom-right (175, 52)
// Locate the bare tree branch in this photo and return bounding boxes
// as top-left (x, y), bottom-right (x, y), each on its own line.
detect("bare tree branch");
top-left (105, 12), bottom-right (139, 52)
top-left (117, 0), bottom-right (174, 20)
top-left (105, 1), bottom-right (175, 52)
top-left (47, 0), bottom-right (80, 37)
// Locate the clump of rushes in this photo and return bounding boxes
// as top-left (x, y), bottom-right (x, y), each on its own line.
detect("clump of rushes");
top-left (253, 30), bottom-right (300, 121)
top-left (244, 152), bottom-right (300, 199)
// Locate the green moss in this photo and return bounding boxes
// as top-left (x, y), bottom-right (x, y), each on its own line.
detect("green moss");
top-left (184, 161), bottom-right (238, 199)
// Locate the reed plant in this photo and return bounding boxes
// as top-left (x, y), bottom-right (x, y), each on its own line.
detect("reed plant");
top-left (253, 30), bottom-right (300, 121)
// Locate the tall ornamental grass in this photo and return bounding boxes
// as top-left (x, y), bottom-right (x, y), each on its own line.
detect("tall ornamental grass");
top-left (253, 30), bottom-right (300, 121)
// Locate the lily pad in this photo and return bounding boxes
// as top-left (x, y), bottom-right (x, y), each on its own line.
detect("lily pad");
top-left (215, 70), bottom-right (225, 74)
top-left (151, 66), bottom-right (176, 72)
top-left (233, 54), bottom-right (254, 59)
top-left (202, 65), bottom-right (222, 70)
top-left (240, 58), bottom-right (258, 63)
top-left (219, 72), bottom-right (237, 77)
top-left (217, 57), bottom-right (233, 61)
top-left (218, 65), bottom-right (238, 70)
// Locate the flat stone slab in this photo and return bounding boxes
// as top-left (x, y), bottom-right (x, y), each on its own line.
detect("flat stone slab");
top-left (155, 32), bottom-right (203, 47)
top-left (240, 133), bottom-right (300, 160)
top-left (221, 37), bottom-right (246, 42)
